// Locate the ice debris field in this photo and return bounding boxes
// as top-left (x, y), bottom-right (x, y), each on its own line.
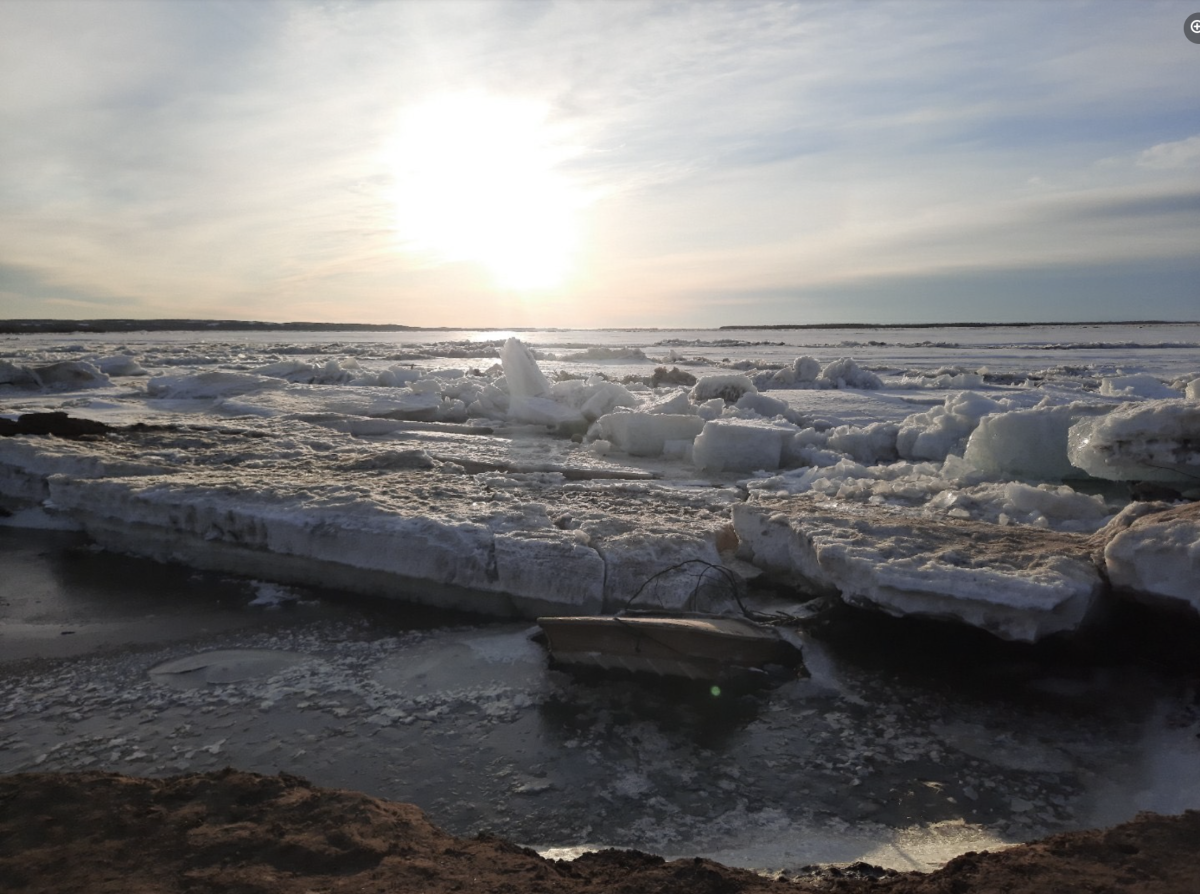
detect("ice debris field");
top-left (2, 323), bottom-right (1199, 643)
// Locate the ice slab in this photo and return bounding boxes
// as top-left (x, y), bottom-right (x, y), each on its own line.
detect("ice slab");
top-left (508, 396), bottom-right (587, 430)
top-left (963, 403), bottom-right (1098, 480)
top-left (593, 412), bottom-right (704, 457)
top-left (819, 357), bottom-right (882, 389)
top-left (549, 380), bottom-right (639, 422)
top-left (642, 389), bottom-right (693, 415)
top-left (2, 422), bottom-right (741, 621)
top-left (734, 497), bottom-right (1104, 641)
top-left (1068, 399), bottom-right (1200, 483)
top-left (500, 337), bottom-right (550, 401)
top-left (691, 374), bottom-right (756, 402)
top-left (824, 422), bottom-right (900, 466)
top-left (693, 418), bottom-right (798, 473)
top-left (0, 359), bottom-right (111, 391)
top-left (758, 355), bottom-right (882, 390)
top-left (898, 391), bottom-right (1009, 462)
top-left (148, 371), bottom-right (287, 399)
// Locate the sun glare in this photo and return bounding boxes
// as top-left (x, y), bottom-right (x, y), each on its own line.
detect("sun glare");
top-left (387, 94), bottom-right (581, 291)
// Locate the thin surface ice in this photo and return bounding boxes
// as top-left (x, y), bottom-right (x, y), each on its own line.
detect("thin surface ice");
top-left (2, 537), bottom-right (1198, 874)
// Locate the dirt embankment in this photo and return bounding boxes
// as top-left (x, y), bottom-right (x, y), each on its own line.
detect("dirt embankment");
top-left (2, 769), bottom-right (1198, 893)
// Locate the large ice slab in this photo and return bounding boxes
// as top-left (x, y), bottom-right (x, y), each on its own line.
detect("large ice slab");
top-left (1099, 502), bottom-right (1200, 614)
top-left (734, 496), bottom-right (1104, 641)
top-left (1, 419), bottom-right (745, 620)
top-left (44, 472), bottom-right (526, 613)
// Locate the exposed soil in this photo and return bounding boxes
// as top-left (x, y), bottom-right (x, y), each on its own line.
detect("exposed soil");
top-left (2, 769), bottom-right (1197, 893)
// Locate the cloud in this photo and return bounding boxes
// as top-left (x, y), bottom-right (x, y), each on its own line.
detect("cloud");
top-left (0, 262), bottom-right (147, 317)
top-left (1137, 134), bottom-right (1200, 170)
top-left (1, 1), bottom-right (1198, 325)
top-left (680, 256), bottom-right (1200, 328)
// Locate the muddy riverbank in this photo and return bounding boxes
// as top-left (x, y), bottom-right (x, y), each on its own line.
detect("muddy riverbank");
top-left (3, 768), bottom-right (1198, 893)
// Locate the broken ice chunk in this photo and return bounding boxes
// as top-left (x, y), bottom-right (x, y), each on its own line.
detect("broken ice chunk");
top-left (500, 338), bottom-right (551, 401)
top-left (1067, 399), bottom-right (1200, 483)
top-left (592, 412), bottom-right (704, 457)
top-left (963, 404), bottom-right (1100, 481)
top-left (692, 419), bottom-right (798, 473)
top-left (691, 374), bottom-right (756, 403)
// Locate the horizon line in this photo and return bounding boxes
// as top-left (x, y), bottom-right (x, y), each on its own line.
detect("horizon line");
top-left (2, 317), bottom-right (1199, 335)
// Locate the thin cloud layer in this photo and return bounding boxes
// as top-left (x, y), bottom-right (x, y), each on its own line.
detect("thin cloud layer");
top-left (1, 0), bottom-right (1197, 326)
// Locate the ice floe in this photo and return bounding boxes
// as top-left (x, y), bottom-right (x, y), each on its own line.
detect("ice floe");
top-left (733, 497), bottom-right (1103, 641)
top-left (2, 324), bottom-right (1199, 641)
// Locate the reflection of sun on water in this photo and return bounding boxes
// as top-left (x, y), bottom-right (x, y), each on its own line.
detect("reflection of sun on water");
top-left (388, 94), bottom-right (581, 291)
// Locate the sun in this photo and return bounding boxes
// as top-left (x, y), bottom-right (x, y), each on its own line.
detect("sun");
top-left (387, 93), bottom-right (581, 291)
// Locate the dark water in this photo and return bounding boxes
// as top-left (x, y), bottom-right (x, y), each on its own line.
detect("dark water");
top-left (2, 525), bottom-right (1198, 871)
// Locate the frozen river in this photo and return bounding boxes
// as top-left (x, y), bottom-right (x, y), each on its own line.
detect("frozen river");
top-left (2, 322), bottom-right (1199, 871)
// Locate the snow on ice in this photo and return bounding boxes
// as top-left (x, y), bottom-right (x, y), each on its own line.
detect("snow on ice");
top-left (2, 325), bottom-right (1199, 642)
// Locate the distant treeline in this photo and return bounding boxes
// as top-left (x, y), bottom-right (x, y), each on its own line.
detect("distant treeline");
top-left (1, 318), bottom-right (1195, 335)
top-left (0, 319), bottom-right (426, 334)
top-left (718, 320), bottom-right (1193, 330)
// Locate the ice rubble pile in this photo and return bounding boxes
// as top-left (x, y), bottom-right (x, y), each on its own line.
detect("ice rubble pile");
top-left (96, 337), bottom-right (1200, 496)
top-left (2, 337), bottom-right (1199, 644)
top-left (0, 359), bottom-right (114, 390)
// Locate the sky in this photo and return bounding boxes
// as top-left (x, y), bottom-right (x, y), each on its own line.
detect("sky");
top-left (1, 0), bottom-right (1198, 329)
